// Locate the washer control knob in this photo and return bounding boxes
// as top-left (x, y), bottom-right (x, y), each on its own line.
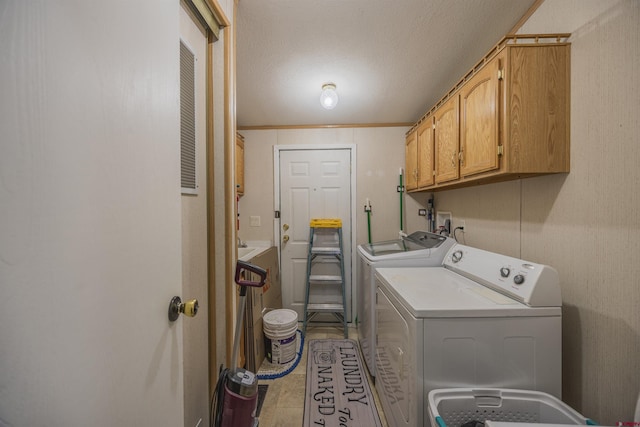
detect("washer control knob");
top-left (451, 250), bottom-right (463, 263)
top-left (514, 274), bottom-right (525, 285)
top-left (500, 267), bottom-right (511, 278)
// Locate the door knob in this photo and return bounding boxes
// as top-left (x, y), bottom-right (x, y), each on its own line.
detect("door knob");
top-left (168, 296), bottom-right (199, 322)
top-left (282, 234), bottom-right (290, 243)
top-left (283, 224), bottom-right (289, 231)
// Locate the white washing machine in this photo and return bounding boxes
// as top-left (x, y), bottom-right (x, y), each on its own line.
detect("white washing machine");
top-left (357, 231), bottom-right (455, 378)
top-left (375, 244), bottom-right (562, 427)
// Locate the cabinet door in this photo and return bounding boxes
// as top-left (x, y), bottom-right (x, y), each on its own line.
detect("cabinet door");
top-left (235, 133), bottom-right (245, 195)
top-left (434, 96), bottom-right (459, 184)
top-left (417, 117), bottom-right (435, 188)
top-left (405, 130), bottom-right (418, 190)
top-left (460, 54), bottom-right (501, 177)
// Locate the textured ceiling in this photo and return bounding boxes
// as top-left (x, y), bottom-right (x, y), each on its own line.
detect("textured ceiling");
top-left (236, 0), bottom-right (536, 127)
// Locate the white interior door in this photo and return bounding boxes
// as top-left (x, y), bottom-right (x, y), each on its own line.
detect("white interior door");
top-left (0, 3), bottom-right (184, 425)
top-left (278, 147), bottom-right (353, 323)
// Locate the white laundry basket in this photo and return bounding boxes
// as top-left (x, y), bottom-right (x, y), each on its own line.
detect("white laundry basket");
top-left (427, 388), bottom-right (597, 427)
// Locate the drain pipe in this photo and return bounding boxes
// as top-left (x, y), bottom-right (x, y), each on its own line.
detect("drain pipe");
top-left (398, 168), bottom-right (405, 236)
top-left (364, 198), bottom-right (372, 244)
top-left (427, 194), bottom-right (435, 233)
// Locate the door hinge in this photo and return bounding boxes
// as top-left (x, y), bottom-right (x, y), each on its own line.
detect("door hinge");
top-left (497, 69), bottom-right (504, 80)
top-left (497, 145), bottom-right (504, 156)
top-left (274, 210), bottom-right (280, 218)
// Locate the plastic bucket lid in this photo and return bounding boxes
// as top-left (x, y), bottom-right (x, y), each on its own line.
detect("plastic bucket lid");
top-left (263, 309), bottom-right (298, 328)
top-left (263, 309), bottom-right (298, 338)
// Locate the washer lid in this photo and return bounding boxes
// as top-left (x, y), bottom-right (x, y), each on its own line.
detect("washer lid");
top-left (358, 231), bottom-right (453, 261)
top-left (375, 267), bottom-right (560, 318)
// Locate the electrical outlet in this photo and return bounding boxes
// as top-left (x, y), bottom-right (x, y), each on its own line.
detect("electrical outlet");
top-left (459, 219), bottom-right (466, 230)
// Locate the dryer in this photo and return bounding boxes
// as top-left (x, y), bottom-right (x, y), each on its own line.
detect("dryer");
top-left (357, 231), bottom-right (454, 378)
top-left (374, 244), bottom-right (562, 427)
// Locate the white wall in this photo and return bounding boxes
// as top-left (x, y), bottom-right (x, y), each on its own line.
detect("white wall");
top-left (429, 1), bottom-right (639, 423)
top-left (238, 127), bottom-right (413, 247)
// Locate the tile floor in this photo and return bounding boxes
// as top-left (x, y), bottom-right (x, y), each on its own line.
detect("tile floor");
top-left (257, 325), bottom-right (389, 427)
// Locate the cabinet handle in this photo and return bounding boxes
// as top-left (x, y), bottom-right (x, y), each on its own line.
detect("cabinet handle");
top-left (451, 153), bottom-right (456, 168)
top-left (459, 151), bottom-right (464, 165)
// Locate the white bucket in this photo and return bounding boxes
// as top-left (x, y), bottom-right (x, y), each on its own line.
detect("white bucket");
top-left (263, 309), bottom-right (298, 364)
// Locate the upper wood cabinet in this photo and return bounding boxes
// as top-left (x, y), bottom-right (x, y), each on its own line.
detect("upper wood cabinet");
top-left (459, 53), bottom-right (500, 178)
top-left (406, 116), bottom-right (436, 190)
top-left (501, 44), bottom-right (570, 174)
top-left (434, 96), bottom-right (459, 184)
top-left (417, 116), bottom-right (435, 188)
top-left (235, 132), bottom-right (245, 196)
top-left (406, 35), bottom-right (570, 192)
top-left (405, 130), bottom-right (418, 191)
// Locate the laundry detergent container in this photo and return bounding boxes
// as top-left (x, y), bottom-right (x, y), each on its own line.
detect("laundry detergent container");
top-left (428, 388), bottom-right (597, 427)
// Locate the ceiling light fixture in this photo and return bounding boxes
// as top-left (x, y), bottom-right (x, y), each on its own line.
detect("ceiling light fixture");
top-left (320, 83), bottom-right (339, 110)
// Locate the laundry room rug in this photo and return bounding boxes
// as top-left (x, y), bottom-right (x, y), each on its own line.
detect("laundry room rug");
top-left (303, 339), bottom-right (382, 427)
top-left (257, 330), bottom-right (304, 380)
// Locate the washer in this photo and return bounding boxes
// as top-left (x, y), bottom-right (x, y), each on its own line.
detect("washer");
top-left (357, 231), bottom-right (455, 378)
top-left (374, 244), bottom-right (562, 427)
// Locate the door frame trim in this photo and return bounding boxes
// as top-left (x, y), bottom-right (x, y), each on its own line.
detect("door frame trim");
top-left (181, 0), bottom-right (231, 400)
top-left (273, 144), bottom-right (357, 322)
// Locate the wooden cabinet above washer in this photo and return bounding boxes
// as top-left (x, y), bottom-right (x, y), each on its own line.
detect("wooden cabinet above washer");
top-left (406, 34), bottom-right (571, 192)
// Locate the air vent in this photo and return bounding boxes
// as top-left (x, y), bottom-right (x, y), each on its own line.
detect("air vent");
top-left (180, 40), bottom-right (197, 194)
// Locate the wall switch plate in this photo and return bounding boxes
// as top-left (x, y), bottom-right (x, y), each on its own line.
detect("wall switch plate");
top-left (250, 216), bottom-right (261, 227)
top-left (418, 209), bottom-right (427, 216)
